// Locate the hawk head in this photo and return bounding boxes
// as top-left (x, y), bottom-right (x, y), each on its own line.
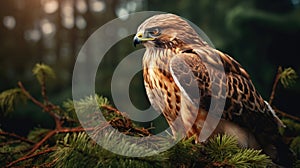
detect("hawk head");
top-left (133, 14), bottom-right (207, 49)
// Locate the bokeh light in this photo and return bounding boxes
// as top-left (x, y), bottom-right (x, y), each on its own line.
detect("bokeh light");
top-left (24, 29), bottom-right (41, 42)
top-left (90, 0), bottom-right (106, 13)
top-left (76, 0), bottom-right (88, 13)
top-left (40, 19), bottom-right (56, 36)
top-left (43, 0), bottom-right (59, 14)
top-left (3, 16), bottom-right (16, 30)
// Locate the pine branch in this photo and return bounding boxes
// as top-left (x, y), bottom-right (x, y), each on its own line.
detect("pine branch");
top-left (267, 66), bottom-right (300, 122)
top-left (269, 66), bottom-right (298, 105)
top-left (32, 63), bottom-right (55, 86)
top-left (17, 81), bottom-right (50, 112)
top-left (101, 104), bottom-right (129, 117)
top-left (41, 70), bottom-right (49, 105)
top-left (31, 63), bottom-right (56, 106)
top-left (0, 88), bottom-right (27, 115)
top-left (204, 135), bottom-right (271, 167)
top-left (0, 140), bottom-right (22, 147)
top-left (5, 76), bottom-right (97, 167)
top-left (6, 127), bottom-right (95, 167)
top-left (228, 149), bottom-right (270, 168)
top-left (269, 66), bottom-right (282, 105)
top-left (3, 63), bottom-right (295, 167)
top-left (100, 104), bottom-right (151, 136)
top-left (0, 131), bottom-right (34, 145)
top-left (18, 81), bottom-right (63, 129)
top-left (274, 107), bottom-right (300, 122)
top-left (26, 130), bottom-right (56, 156)
top-left (205, 134), bottom-right (239, 162)
top-left (26, 127), bottom-right (94, 156)
top-left (19, 63), bottom-right (64, 129)
top-left (280, 67), bottom-right (298, 88)
top-left (6, 148), bottom-right (56, 167)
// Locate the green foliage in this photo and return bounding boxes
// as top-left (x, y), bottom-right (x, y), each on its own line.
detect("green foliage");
top-left (51, 132), bottom-right (101, 168)
top-left (165, 136), bottom-right (205, 167)
top-left (204, 134), bottom-right (271, 168)
top-left (27, 128), bottom-right (51, 141)
top-left (228, 149), bottom-right (270, 168)
top-left (205, 134), bottom-right (239, 162)
top-left (62, 99), bottom-right (76, 114)
top-left (0, 63), bottom-right (297, 167)
top-left (52, 132), bottom-right (166, 168)
top-left (278, 119), bottom-right (300, 167)
top-left (282, 119), bottom-right (300, 162)
top-left (32, 63), bottom-right (56, 85)
top-left (39, 131), bottom-right (272, 168)
top-left (93, 130), bottom-right (160, 157)
top-left (0, 88), bottom-right (27, 115)
top-left (61, 99), bottom-right (79, 121)
top-left (280, 67), bottom-right (298, 88)
top-left (63, 95), bottom-right (112, 127)
top-left (279, 118), bottom-right (300, 137)
top-left (225, 4), bottom-right (300, 36)
top-left (291, 136), bottom-right (300, 159)
top-left (294, 160), bottom-right (300, 168)
top-left (0, 139), bottom-right (31, 167)
top-left (65, 95), bottom-right (109, 115)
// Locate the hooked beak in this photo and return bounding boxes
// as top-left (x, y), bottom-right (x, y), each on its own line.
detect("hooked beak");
top-left (133, 32), bottom-right (155, 47)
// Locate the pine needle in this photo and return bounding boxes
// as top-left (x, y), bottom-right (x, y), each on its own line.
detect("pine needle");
top-left (205, 134), bottom-right (239, 161)
top-left (32, 63), bottom-right (56, 85)
top-left (228, 149), bottom-right (270, 168)
top-left (280, 67), bottom-right (298, 88)
top-left (0, 88), bottom-right (27, 115)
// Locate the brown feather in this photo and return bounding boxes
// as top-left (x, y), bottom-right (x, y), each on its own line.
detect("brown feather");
top-left (137, 13), bottom-right (294, 167)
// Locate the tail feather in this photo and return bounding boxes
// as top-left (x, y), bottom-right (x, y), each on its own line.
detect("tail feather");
top-left (264, 101), bottom-right (285, 128)
top-left (260, 101), bottom-right (295, 167)
top-left (273, 139), bottom-right (295, 167)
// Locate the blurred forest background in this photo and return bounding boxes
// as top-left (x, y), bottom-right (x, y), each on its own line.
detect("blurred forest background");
top-left (0, 0), bottom-right (299, 136)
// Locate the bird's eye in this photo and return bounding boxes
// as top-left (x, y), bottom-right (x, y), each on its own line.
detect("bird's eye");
top-left (149, 27), bottom-right (161, 36)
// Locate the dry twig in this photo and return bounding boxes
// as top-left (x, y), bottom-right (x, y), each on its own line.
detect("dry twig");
top-left (269, 66), bottom-right (282, 105)
top-left (274, 107), bottom-right (300, 122)
top-left (268, 66), bottom-right (300, 122)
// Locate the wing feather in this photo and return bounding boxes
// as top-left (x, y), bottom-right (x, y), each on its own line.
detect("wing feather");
top-left (169, 53), bottom-right (201, 106)
top-left (169, 47), bottom-right (280, 132)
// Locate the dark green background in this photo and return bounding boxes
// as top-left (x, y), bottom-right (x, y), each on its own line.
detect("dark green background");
top-left (0, 0), bottom-right (299, 135)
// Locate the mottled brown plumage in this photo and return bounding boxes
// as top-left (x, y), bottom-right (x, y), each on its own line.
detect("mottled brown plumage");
top-left (133, 13), bottom-right (293, 167)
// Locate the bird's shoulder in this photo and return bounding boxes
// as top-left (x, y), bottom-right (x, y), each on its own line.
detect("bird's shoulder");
top-left (181, 46), bottom-right (251, 80)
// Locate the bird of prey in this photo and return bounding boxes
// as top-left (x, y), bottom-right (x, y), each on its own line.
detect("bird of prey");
top-left (133, 13), bottom-right (293, 166)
